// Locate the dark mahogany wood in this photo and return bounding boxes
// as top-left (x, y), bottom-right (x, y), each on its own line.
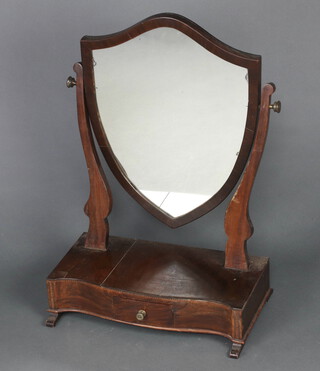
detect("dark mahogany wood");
top-left (73, 62), bottom-right (112, 250)
top-left (224, 83), bottom-right (276, 270)
top-left (47, 234), bottom-right (272, 355)
top-left (80, 13), bottom-right (261, 228)
top-left (46, 14), bottom-right (279, 359)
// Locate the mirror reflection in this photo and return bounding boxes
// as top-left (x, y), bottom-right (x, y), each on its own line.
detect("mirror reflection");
top-left (93, 27), bottom-right (248, 217)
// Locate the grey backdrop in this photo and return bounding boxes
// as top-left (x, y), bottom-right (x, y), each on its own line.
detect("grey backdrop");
top-left (1, 1), bottom-right (319, 370)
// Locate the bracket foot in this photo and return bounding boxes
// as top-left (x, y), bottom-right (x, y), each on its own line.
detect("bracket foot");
top-left (229, 342), bottom-right (244, 359)
top-left (46, 313), bottom-right (60, 328)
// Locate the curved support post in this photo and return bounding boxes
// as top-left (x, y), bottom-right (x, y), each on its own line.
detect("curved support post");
top-left (73, 62), bottom-right (112, 250)
top-left (224, 83), bottom-right (276, 270)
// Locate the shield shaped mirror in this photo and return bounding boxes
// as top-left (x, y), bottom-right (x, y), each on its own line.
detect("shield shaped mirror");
top-left (47, 15), bottom-right (280, 357)
top-left (81, 15), bottom-right (261, 227)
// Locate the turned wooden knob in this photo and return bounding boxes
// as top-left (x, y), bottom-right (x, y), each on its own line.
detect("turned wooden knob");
top-left (136, 310), bottom-right (146, 321)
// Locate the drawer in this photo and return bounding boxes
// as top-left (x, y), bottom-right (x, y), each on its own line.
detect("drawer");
top-left (174, 301), bottom-right (233, 335)
top-left (113, 297), bottom-right (173, 327)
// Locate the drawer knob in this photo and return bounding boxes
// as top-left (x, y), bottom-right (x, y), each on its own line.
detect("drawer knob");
top-left (136, 310), bottom-right (146, 321)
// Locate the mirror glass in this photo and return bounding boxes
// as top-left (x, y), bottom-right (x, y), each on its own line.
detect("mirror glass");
top-left (93, 27), bottom-right (248, 217)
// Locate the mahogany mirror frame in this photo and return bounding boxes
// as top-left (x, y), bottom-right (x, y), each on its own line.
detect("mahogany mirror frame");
top-left (80, 13), bottom-right (261, 228)
top-left (46, 13), bottom-right (281, 359)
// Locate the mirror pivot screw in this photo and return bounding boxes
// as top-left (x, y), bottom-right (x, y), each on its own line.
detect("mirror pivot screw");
top-left (66, 76), bottom-right (76, 88)
top-left (269, 100), bottom-right (281, 113)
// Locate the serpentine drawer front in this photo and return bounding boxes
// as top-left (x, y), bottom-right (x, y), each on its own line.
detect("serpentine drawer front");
top-left (113, 297), bottom-right (174, 327)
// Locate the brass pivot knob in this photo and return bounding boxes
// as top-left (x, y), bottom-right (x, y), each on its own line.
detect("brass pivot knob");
top-left (66, 76), bottom-right (76, 88)
top-left (269, 100), bottom-right (281, 113)
top-left (136, 310), bottom-right (146, 321)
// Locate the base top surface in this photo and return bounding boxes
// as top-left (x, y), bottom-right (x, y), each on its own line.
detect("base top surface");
top-left (48, 234), bottom-right (268, 308)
